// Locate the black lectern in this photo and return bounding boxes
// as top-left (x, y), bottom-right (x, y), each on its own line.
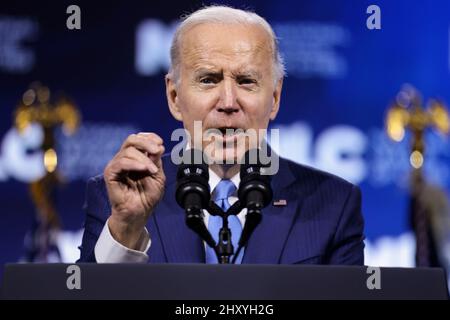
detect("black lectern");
top-left (1, 264), bottom-right (448, 300)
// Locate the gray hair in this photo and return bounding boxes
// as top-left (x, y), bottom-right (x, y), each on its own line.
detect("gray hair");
top-left (169, 5), bottom-right (285, 83)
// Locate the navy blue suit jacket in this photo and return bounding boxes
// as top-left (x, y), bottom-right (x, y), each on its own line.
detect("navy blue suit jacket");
top-left (78, 155), bottom-right (365, 264)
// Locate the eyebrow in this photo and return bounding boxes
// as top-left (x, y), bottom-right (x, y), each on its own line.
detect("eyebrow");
top-left (194, 68), bottom-right (222, 77)
top-left (232, 69), bottom-right (262, 79)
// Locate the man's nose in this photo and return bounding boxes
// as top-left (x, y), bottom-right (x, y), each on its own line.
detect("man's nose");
top-left (217, 79), bottom-right (239, 114)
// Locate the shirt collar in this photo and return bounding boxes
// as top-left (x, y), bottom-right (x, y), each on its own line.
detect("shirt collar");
top-left (208, 168), bottom-right (240, 196)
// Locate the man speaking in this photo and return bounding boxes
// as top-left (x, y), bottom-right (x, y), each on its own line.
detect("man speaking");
top-left (78, 5), bottom-right (365, 264)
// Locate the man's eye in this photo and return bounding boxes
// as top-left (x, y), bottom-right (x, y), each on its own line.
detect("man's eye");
top-left (199, 77), bottom-right (216, 84)
top-left (238, 78), bottom-right (256, 85)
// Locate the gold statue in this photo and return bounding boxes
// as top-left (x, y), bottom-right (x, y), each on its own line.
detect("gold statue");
top-left (386, 84), bottom-right (449, 168)
top-left (385, 84), bottom-right (450, 267)
top-left (14, 82), bottom-right (80, 261)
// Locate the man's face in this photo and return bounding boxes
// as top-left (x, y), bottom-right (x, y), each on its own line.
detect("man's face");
top-left (166, 23), bottom-right (283, 164)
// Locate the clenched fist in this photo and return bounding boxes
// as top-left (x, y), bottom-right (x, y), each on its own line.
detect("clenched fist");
top-left (104, 132), bottom-right (166, 249)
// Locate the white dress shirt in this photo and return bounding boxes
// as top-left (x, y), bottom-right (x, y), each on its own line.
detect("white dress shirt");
top-left (94, 169), bottom-right (246, 263)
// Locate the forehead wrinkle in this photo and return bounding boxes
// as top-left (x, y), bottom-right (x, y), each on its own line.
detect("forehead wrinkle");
top-left (181, 35), bottom-right (272, 61)
top-left (182, 46), bottom-right (271, 76)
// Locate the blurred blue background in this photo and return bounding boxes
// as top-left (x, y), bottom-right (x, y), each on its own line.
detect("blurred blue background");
top-left (1, 0), bottom-right (450, 279)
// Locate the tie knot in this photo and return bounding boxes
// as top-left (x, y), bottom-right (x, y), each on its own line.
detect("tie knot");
top-left (213, 179), bottom-right (236, 202)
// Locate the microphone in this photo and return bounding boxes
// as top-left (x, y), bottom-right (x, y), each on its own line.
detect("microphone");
top-left (234, 149), bottom-right (273, 261)
top-left (238, 149), bottom-right (273, 211)
top-left (175, 149), bottom-right (215, 248)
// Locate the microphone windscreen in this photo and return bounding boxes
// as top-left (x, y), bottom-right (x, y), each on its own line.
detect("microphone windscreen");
top-left (240, 149), bottom-right (270, 178)
top-left (177, 148), bottom-right (209, 180)
top-left (175, 148), bottom-right (210, 208)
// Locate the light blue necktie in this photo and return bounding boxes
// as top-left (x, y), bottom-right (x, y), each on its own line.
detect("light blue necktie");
top-left (205, 179), bottom-right (244, 264)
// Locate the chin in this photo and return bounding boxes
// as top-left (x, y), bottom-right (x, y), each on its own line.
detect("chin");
top-left (223, 146), bottom-right (248, 165)
top-left (222, 148), bottom-right (239, 164)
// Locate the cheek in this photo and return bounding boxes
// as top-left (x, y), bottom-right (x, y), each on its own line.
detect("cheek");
top-left (179, 90), bottom-right (217, 120)
top-left (240, 93), bottom-right (274, 121)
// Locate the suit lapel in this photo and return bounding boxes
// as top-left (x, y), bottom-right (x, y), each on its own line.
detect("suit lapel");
top-left (243, 158), bottom-right (301, 264)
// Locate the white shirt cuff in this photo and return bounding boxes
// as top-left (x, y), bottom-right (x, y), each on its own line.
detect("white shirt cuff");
top-left (94, 218), bottom-right (151, 263)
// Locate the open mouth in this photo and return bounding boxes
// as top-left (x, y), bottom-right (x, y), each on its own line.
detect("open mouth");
top-left (202, 127), bottom-right (250, 156)
top-left (203, 127), bottom-right (246, 148)
top-left (217, 127), bottom-right (242, 136)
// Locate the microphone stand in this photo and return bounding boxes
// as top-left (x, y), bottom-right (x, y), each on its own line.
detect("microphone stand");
top-left (185, 200), bottom-right (216, 250)
top-left (185, 198), bottom-right (262, 264)
top-left (231, 204), bottom-right (262, 264)
top-left (207, 201), bottom-right (243, 264)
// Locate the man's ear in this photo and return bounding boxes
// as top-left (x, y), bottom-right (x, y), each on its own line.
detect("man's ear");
top-left (269, 78), bottom-right (283, 120)
top-left (165, 74), bottom-right (183, 121)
